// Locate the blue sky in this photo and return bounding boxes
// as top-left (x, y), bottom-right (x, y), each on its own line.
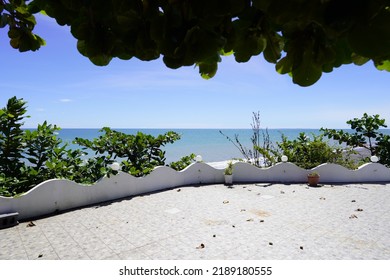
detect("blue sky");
top-left (1, 14), bottom-right (389, 129)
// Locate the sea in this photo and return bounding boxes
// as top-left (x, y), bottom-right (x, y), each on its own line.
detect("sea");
top-left (54, 128), bottom-right (390, 164)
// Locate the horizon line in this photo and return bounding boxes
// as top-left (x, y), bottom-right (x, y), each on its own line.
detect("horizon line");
top-left (22, 126), bottom-right (364, 130)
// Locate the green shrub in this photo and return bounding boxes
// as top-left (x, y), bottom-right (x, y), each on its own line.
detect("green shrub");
top-left (376, 135), bottom-right (390, 167)
top-left (169, 153), bottom-right (196, 171)
top-left (0, 97), bottom-right (193, 196)
top-left (74, 128), bottom-right (182, 177)
top-left (274, 133), bottom-right (357, 169)
top-left (0, 97), bottom-right (29, 196)
top-left (321, 113), bottom-right (390, 167)
top-left (0, 97), bottom-right (27, 179)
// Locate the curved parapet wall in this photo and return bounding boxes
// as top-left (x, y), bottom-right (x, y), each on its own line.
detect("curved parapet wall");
top-left (0, 162), bottom-right (389, 220)
top-left (233, 162), bottom-right (308, 183)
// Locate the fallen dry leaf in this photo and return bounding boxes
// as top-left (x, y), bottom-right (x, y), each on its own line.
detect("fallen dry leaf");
top-left (27, 221), bottom-right (36, 227)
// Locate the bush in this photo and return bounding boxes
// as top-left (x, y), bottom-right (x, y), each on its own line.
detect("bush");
top-left (274, 133), bottom-right (350, 169)
top-left (220, 112), bottom-right (384, 169)
top-left (75, 127), bottom-right (182, 177)
top-left (377, 135), bottom-right (390, 167)
top-left (169, 153), bottom-right (196, 171)
top-left (0, 97), bottom-right (27, 179)
top-left (321, 113), bottom-right (390, 167)
top-left (0, 97), bottom-right (111, 196)
top-left (0, 97), bottom-right (194, 196)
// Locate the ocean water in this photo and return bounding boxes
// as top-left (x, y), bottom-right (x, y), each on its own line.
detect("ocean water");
top-left (53, 128), bottom-right (389, 163)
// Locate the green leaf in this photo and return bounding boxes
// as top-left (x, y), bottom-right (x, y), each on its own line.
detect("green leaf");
top-left (198, 62), bottom-right (218, 79)
top-left (375, 60), bottom-right (390, 72)
top-left (89, 54), bottom-right (113, 66)
top-left (263, 32), bottom-right (283, 63)
top-left (163, 56), bottom-right (184, 69)
top-left (219, 49), bottom-right (234, 56)
top-left (0, 14), bottom-right (9, 28)
top-left (351, 53), bottom-right (369, 66)
top-left (8, 28), bottom-right (20, 39)
top-left (234, 35), bottom-right (266, 63)
top-left (15, 6), bottom-right (30, 16)
top-left (275, 56), bottom-right (293, 74)
top-left (291, 46), bottom-right (323, 87)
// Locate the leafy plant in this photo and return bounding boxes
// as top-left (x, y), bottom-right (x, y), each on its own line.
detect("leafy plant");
top-left (224, 161), bottom-right (233, 175)
top-left (75, 128), bottom-right (182, 177)
top-left (308, 171), bottom-right (319, 177)
top-left (321, 113), bottom-right (390, 167)
top-left (0, 0), bottom-right (45, 52)
top-left (274, 133), bottom-right (354, 169)
top-left (0, 96), bottom-right (28, 178)
top-left (169, 153), bottom-right (196, 171)
top-left (377, 135), bottom-right (390, 167)
top-left (0, 97), bottom-right (193, 196)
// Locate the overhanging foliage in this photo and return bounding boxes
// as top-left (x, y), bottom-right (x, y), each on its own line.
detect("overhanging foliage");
top-left (1, 0), bottom-right (390, 86)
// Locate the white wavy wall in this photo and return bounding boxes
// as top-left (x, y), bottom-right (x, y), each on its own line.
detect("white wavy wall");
top-left (1, 162), bottom-right (389, 220)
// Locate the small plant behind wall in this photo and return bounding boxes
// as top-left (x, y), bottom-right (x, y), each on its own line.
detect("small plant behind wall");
top-left (169, 153), bottom-right (196, 171)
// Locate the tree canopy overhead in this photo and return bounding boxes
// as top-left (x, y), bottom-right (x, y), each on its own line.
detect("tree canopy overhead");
top-left (1, 0), bottom-right (390, 86)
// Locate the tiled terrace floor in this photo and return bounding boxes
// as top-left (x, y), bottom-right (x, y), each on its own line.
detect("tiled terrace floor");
top-left (1, 183), bottom-right (389, 260)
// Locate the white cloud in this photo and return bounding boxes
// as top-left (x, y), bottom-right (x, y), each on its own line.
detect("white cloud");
top-left (59, 98), bottom-right (72, 103)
